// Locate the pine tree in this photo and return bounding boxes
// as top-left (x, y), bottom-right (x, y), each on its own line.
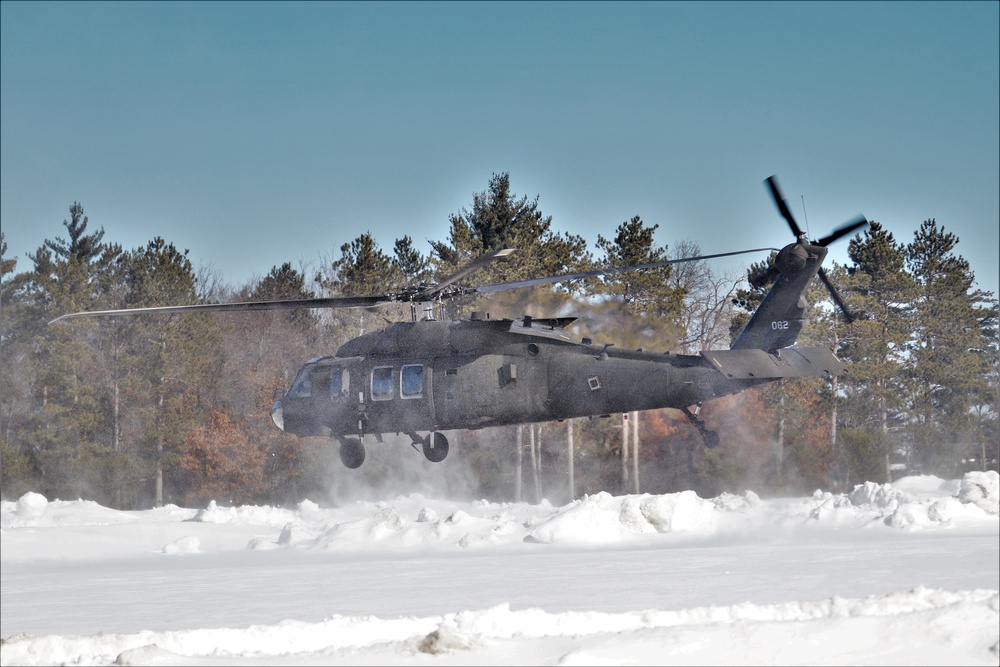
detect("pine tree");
top-left (114, 237), bottom-right (217, 507)
top-left (590, 215), bottom-right (685, 493)
top-left (431, 173), bottom-right (590, 494)
top-left (594, 216), bottom-right (684, 319)
top-left (21, 205), bottom-right (125, 502)
top-left (393, 236), bottom-right (432, 286)
top-left (325, 232), bottom-right (402, 297)
top-left (224, 263), bottom-right (324, 505)
top-left (319, 231), bottom-right (405, 334)
top-left (839, 221), bottom-right (917, 482)
top-left (799, 262), bottom-right (856, 490)
top-left (904, 219), bottom-right (993, 474)
top-left (430, 172), bottom-right (589, 291)
top-left (0, 233), bottom-right (38, 497)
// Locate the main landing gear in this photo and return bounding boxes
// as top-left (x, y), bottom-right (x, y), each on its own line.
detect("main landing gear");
top-left (409, 431), bottom-right (450, 463)
top-left (338, 432), bottom-right (450, 469)
top-left (681, 405), bottom-right (720, 449)
top-left (339, 437), bottom-right (366, 469)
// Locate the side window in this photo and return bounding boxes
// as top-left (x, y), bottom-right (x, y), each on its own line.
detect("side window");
top-left (401, 364), bottom-right (424, 399)
top-left (330, 368), bottom-right (349, 401)
top-left (371, 366), bottom-right (394, 401)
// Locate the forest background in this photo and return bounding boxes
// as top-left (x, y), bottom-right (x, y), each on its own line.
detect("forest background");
top-left (1, 173), bottom-right (997, 509)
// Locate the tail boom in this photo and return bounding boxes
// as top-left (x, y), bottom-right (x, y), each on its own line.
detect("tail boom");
top-left (731, 241), bottom-right (828, 351)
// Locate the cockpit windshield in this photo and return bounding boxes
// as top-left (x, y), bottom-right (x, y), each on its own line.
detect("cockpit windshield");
top-left (289, 364), bottom-right (350, 400)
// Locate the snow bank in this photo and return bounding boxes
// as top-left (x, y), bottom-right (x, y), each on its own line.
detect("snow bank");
top-left (0, 496), bottom-right (204, 529)
top-left (161, 536), bottom-right (200, 555)
top-left (2, 473), bottom-right (997, 666)
top-left (0, 493), bottom-right (137, 529)
top-left (5, 471), bottom-right (996, 552)
top-left (843, 472), bottom-right (1000, 530)
top-left (526, 490), bottom-right (729, 544)
top-left (960, 470), bottom-right (1000, 515)
top-left (188, 499), bottom-right (301, 527)
top-left (2, 587), bottom-right (996, 666)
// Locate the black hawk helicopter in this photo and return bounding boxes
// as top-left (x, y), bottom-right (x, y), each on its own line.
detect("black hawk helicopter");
top-left (52, 176), bottom-right (867, 469)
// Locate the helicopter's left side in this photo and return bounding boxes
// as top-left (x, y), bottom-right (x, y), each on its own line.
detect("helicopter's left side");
top-left (268, 304), bottom-right (845, 470)
top-left (269, 314), bottom-right (583, 468)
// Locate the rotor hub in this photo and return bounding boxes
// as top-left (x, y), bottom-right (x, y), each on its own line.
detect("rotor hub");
top-left (775, 242), bottom-right (809, 275)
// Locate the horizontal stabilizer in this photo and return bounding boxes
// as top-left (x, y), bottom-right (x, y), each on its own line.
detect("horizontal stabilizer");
top-left (702, 346), bottom-right (846, 380)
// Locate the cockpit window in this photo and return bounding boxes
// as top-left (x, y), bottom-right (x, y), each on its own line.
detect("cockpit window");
top-left (371, 366), bottom-right (394, 400)
top-left (290, 367), bottom-right (313, 398)
top-left (401, 364), bottom-right (423, 398)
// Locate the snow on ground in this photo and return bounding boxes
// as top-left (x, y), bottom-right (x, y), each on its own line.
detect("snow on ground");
top-left (1, 471), bottom-right (998, 665)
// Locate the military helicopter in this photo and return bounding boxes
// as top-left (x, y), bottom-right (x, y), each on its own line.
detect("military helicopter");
top-left (52, 176), bottom-right (867, 469)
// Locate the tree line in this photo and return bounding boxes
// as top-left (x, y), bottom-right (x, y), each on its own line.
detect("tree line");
top-left (1, 173), bottom-right (997, 508)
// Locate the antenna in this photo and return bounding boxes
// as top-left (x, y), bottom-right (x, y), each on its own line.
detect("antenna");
top-left (800, 195), bottom-right (811, 239)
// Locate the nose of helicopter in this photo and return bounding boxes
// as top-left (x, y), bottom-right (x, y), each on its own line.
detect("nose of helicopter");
top-left (270, 400), bottom-right (284, 431)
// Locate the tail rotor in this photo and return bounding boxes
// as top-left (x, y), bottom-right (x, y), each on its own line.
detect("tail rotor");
top-left (763, 175), bottom-right (868, 321)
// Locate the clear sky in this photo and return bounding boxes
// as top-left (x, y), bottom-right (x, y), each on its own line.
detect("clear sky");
top-left (2, 1), bottom-right (998, 298)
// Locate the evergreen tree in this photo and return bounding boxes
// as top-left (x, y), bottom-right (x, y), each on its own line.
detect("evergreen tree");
top-left (117, 237), bottom-right (217, 506)
top-left (13, 204), bottom-right (125, 503)
top-left (0, 233), bottom-right (38, 497)
top-left (839, 221), bottom-right (917, 482)
top-left (594, 216), bottom-right (684, 319)
top-left (252, 262), bottom-right (317, 329)
top-left (319, 231), bottom-right (405, 334)
top-left (589, 216), bottom-right (685, 493)
top-left (393, 236), bottom-right (432, 286)
top-left (220, 263), bottom-right (324, 506)
top-left (799, 262), bottom-right (857, 490)
top-left (431, 173), bottom-right (589, 494)
top-left (324, 232), bottom-right (402, 297)
top-left (904, 219), bottom-right (993, 474)
top-left (0, 232), bottom-right (18, 299)
top-left (430, 172), bottom-right (589, 291)
top-left (979, 305), bottom-right (1000, 471)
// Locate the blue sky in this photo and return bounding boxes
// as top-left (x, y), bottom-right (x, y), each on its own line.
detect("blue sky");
top-left (2, 1), bottom-right (998, 298)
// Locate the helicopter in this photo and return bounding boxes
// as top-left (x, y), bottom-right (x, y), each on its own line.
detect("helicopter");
top-left (52, 176), bottom-right (868, 469)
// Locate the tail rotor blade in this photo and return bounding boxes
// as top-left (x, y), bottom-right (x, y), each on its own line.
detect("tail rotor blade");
top-left (816, 214), bottom-right (868, 247)
top-left (818, 267), bottom-right (856, 323)
top-left (764, 175), bottom-right (804, 238)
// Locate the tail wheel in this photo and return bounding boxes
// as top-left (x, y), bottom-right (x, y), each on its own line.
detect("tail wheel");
top-left (703, 430), bottom-right (720, 449)
top-left (339, 438), bottom-right (366, 469)
top-left (422, 432), bottom-right (449, 463)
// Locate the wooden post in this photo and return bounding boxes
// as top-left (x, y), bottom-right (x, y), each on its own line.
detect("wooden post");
top-left (515, 425), bottom-right (523, 502)
top-left (567, 419), bottom-right (575, 501)
top-left (631, 411), bottom-right (640, 494)
top-left (531, 424), bottom-right (542, 503)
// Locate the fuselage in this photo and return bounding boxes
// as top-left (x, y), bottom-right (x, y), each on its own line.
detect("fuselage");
top-left (271, 316), bottom-right (754, 439)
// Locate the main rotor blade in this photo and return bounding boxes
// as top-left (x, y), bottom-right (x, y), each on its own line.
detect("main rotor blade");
top-left (419, 248), bottom-right (515, 299)
top-left (764, 175), bottom-right (804, 238)
top-left (817, 267), bottom-right (856, 323)
top-left (49, 295), bottom-right (395, 325)
top-left (475, 247), bottom-right (778, 294)
top-left (815, 214), bottom-right (868, 247)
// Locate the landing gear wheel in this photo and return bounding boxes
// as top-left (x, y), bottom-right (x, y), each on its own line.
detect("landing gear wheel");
top-left (422, 432), bottom-right (449, 463)
top-left (681, 405), bottom-right (721, 449)
top-left (339, 438), bottom-right (366, 469)
top-left (703, 430), bottom-right (720, 449)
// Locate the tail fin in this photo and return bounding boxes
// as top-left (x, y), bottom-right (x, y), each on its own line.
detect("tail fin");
top-left (730, 240), bottom-right (828, 352)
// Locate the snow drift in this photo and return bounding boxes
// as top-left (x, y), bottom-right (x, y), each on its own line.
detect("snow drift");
top-left (2, 471), bottom-right (997, 665)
